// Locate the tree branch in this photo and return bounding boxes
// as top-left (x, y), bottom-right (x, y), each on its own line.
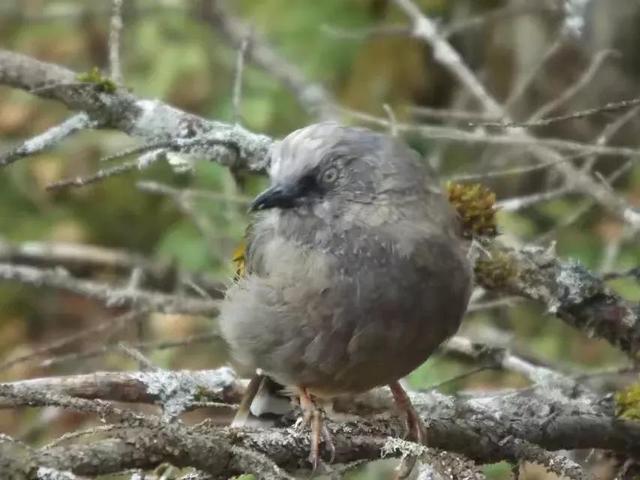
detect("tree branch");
top-left (0, 263), bottom-right (219, 316)
top-left (481, 244), bottom-right (640, 357)
top-left (0, 368), bottom-right (241, 417)
top-left (0, 49), bottom-right (273, 173)
top-left (0, 367), bottom-right (636, 477)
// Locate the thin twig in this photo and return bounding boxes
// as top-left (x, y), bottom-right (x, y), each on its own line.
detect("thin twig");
top-left (497, 186), bottom-right (572, 212)
top-left (232, 37), bottom-right (249, 125)
top-left (0, 310), bottom-right (144, 372)
top-left (46, 159), bottom-right (141, 191)
top-left (447, 154), bottom-right (585, 182)
top-left (37, 332), bottom-right (220, 370)
top-left (536, 159), bottom-right (635, 242)
top-left (393, 0), bottom-right (640, 231)
top-left (466, 296), bottom-right (522, 312)
top-left (201, 0), bottom-right (336, 120)
top-left (0, 114), bottom-right (92, 166)
top-left (410, 105), bottom-right (496, 124)
top-left (118, 342), bottom-right (157, 370)
top-left (0, 263), bottom-right (219, 316)
top-left (137, 181), bottom-right (251, 204)
top-left (136, 181), bottom-right (228, 259)
top-left (109, 0), bottom-right (125, 85)
top-left (443, 336), bottom-right (576, 388)
top-left (483, 96), bottom-right (640, 129)
top-left (527, 49), bottom-right (617, 123)
top-left (383, 104), bottom-right (399, 137)
top-left (582, 104), bottom-right (640, 172)
top-left (342, 107), bottom-right (640, 158)
top-left (504, 35), bottom-right (564, 110)
top-left (394, 0), bottom-right (503, 116)
top-left (320, 23), bottom-right (410, 41)
top-left (443, 4), bottom-right (558, 37)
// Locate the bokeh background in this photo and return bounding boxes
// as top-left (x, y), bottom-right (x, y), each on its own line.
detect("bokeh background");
top-left (1, 1), bottom-right (640, 478)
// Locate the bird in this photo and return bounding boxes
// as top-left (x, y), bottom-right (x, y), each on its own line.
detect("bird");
top-left (220, 121), bottom-right (472, 469)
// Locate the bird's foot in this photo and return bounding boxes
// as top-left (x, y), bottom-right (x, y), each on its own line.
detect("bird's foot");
top-left (389, 381), bottom-right (427, 479)
top-left (404, 400), bottom-right (426, 444)
top-left (389, 381), bottom-right (427, 444)
top-left (296, 387), bottom-right (335, 472)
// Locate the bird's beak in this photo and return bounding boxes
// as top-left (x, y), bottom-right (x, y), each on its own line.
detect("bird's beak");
top-left (249, 183), bottom-right (301, 212)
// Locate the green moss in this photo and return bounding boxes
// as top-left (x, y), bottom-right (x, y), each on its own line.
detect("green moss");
top-left (616, 384), bottom-right (640, 420)
top-left (76, 67), bottom-right (117, 93)
top-left (447, 182), bottom-right (498, 239)
top-left (193, 385), bottom-right (211, 402)
top-left (474, 248), bottom-right (518, 290)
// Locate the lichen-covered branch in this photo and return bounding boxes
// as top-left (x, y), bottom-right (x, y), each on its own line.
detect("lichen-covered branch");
top-left (0, 367), bottom-right (636, 477)
top-left (475, 244), bottom-right (640, 357)
top-left (0, 113), bottom-right (93, 166)
top-left (0, 368), bottom-right (242, 416)
top-left (0, 49), bottom-right (273, 173)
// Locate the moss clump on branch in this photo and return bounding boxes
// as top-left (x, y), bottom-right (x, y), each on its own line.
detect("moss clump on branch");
top-left (474, 248), bottom-right (518, 290)
top-left (616, 384), bottom-right (640, 420)
top-left (76, 67), bottom-right (117, 93)
top-left (447, 182), bottom-right (498, 239)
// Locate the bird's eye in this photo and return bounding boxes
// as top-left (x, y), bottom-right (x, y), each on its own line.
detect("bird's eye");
top-left (320, 167), bottom-right (339, 185)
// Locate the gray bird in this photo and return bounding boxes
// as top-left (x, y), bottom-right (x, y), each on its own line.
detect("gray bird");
top-left (220, 122), bottom-right (472, 467)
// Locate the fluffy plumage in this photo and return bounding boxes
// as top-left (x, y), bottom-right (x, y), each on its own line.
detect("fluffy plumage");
top-left (220, 122), bottom-right (472, 398)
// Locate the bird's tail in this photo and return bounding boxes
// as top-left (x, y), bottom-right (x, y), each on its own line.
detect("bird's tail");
top-left (231, 374), bottom-right (292, 427)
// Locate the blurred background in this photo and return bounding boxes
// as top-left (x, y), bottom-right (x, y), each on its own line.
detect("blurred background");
top-left (1, 1), bottom-right (640, 478)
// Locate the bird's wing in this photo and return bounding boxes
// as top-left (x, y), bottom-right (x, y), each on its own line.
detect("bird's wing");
top-left (242, 215), bottom-right (278, 277)
top-left (228, 217), bottom-right (294, 426)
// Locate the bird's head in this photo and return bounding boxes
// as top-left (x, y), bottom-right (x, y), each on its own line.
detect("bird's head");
top-left (249, 122), bottom-right (433, 213)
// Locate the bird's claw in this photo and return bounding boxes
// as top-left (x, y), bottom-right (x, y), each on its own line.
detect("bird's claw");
top-left (322, 422), bottom-right (336, 464)
top-left (389, 381), bottom-right (427, 480)
top-left (296, 388), bottom-right (335, 472)
top-left (306, 406), bottom-right (336, 473)
top-left (405, 404), bottom-right (426, 444)
top-left (389, 381), bottom-right (426, 444)
top-left (309, 408), bottom-right (322, 472)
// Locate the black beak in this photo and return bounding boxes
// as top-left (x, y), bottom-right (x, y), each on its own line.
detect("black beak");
top-left (249, 184), bottom-right (301, 212)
